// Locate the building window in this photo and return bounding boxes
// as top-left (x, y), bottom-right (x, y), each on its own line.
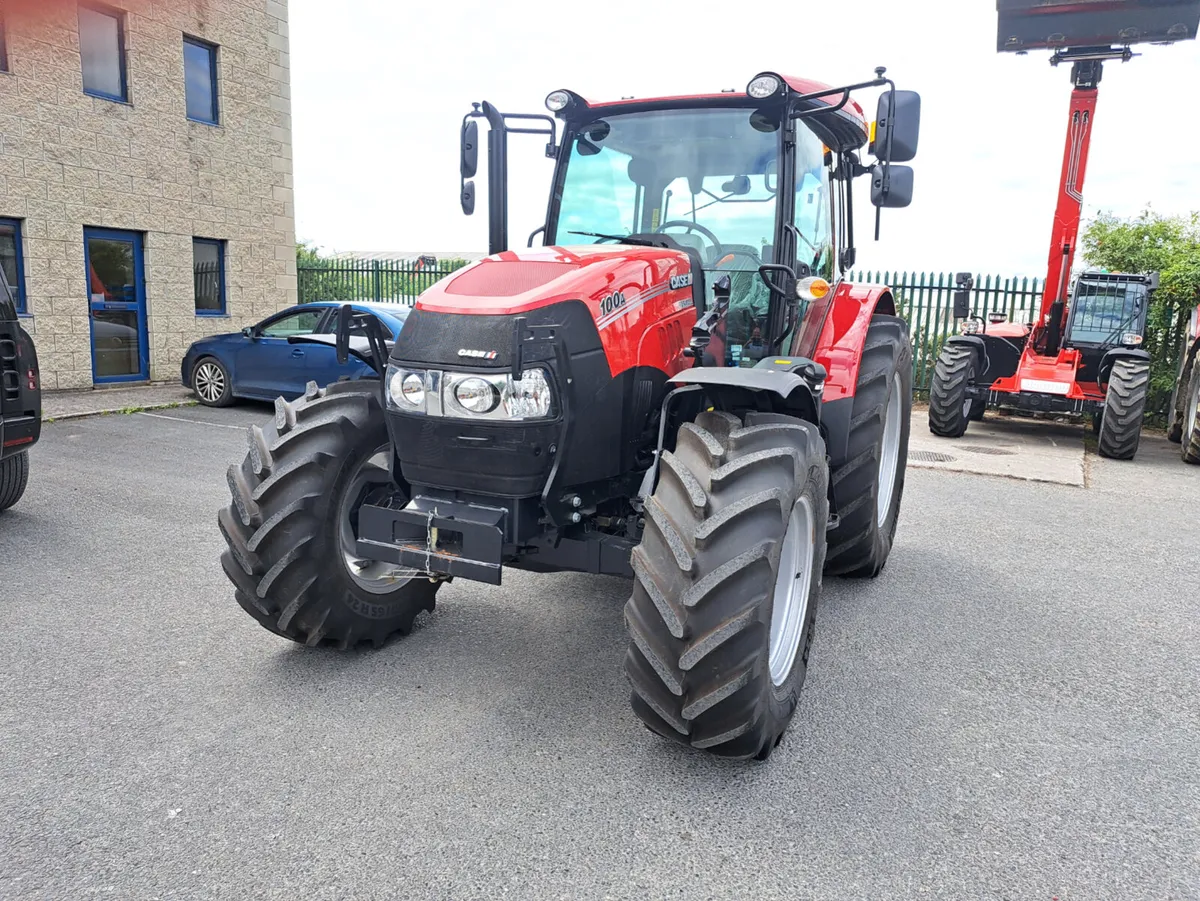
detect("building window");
top-left (0, 219), bottom-right (26, 314)
top-left (79, 5), bottom-right (127, 102)
top-left (193, 238), bottom-right (226, 315)
top-left (183, 37), bottom-right (219, 125)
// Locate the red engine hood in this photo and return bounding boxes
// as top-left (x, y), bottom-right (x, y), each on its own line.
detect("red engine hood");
top-left (416, 246), bottom-right (690, 317)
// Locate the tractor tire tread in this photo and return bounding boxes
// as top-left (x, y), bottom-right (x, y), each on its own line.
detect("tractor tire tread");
top-left (928, 343), bottom-right (975, 438)
top-left (1097, 358), bottom-right (1150, 461)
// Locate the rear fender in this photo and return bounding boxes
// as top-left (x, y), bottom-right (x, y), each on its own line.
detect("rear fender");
top-left (799, 282), bottom-right (895, 405)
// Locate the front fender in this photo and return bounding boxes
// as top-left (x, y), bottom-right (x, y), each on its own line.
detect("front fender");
top-left (794, 282), bottom-right (896, 404)
top-left (668, 360), bottom-right (823, 424)
top-left (1098, 347), bottom-right (1151, 387)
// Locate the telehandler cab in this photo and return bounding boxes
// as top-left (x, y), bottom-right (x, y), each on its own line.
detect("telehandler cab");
top-left (219, 70), bottom-right (921, 759)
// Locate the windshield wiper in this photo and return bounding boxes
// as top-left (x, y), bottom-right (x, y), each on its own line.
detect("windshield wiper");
top-left (567, 231), bottom-right (659, 247)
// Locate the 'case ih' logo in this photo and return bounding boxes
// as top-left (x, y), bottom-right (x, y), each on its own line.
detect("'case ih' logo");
top-left (670, 273), bottom-right (693, 290)
top-left (457, 348), bottom-right (498, 360)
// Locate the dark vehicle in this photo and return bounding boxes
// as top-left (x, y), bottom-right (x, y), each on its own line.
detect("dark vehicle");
top-left (0, 265), bottom-right (41, 513)
top-left (218, 69), bottom-right (922, 760)
top-left (930, 0), bottom-right (1198, 460)
top-left (181, 301), bottom-right (410, 406)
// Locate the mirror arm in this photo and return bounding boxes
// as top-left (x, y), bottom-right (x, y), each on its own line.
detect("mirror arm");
top-left (528, 225), bottom-right (546, 248)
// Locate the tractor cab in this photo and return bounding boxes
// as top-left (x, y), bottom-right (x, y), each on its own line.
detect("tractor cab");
top-left (1064, 270), bottom-right (1157, 385)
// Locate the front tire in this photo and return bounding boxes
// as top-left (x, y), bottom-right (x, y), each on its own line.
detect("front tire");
top-left (825, 315), bottom-right (913, 578)
top-left (219, 380), bottom-right (437, 648)
top-left (928, 343), bottom-right (975, 438)
top-left (0, 451), bottom-right (29, 512)
top-left (1097, 358), bottom-right (1149, 461)
top-left (624, 410), bottom-right (828, 760)
top-left (193, 356), bottom-right (234, 407)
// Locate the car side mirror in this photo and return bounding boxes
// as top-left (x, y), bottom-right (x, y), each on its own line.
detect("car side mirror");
top-left (870, 163), bottom-right (914, 209)
top-left (461, 180), bottom-right (475, 216)
top-left (461, 120), bottom-right (478, 179)
top-left (241, 326), bottom-right (254, 338)
top-left (872, 90), bottom-right (921, 163)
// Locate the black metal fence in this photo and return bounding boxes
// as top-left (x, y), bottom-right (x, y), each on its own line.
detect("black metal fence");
top-left (297, 258), bottom-right (470, 306)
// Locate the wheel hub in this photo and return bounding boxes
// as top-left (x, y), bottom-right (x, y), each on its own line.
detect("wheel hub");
top-left (195, 362), bottom-right (224, 403)
top-left (338, 446), bottom-right (421, 594)
top-left (768, 497), bottom-right (816, 686)
top-left (877, 372), bottom-right (903, 528)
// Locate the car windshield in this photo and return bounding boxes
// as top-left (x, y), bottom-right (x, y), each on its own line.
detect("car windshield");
top-left (555, 107), bottom-right (780, 273)
top-left (1069, 280), bottom-right (1145, 345)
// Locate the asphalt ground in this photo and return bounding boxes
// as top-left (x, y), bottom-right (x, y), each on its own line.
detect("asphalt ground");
top-left (1, 403), bottom-right (1197, 901)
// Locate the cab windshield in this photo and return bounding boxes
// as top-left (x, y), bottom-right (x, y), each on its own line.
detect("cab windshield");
top-left (1068, 280), bottom-right (1146, 346)
top-left (554, 107), bottom-right (781, 273)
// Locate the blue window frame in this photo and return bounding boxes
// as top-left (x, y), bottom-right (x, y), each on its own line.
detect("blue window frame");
top-left (79, 5), bottom-right (127, 102)
top-left (193, 238), bottom-right (226, 315)
top-left (184, 37), bottom-right (219, 125)
top-left (0, 219), bottom-right (26, 314)
top-left (0, 11), bottom-right (10, 74)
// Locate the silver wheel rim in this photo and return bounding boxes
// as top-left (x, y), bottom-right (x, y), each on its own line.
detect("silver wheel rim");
top-left (338, 445), bottom-right (420, 594)
top-left (194, 361), bottom-right (225, 403)
top-left (1187, 369), bottom-right (1200, 440)
top-left (961, 395), bottom-right (972, 420)
top-left (768, 497), bottom-right (816, 687)
top-left (877, 372), bottom-right (903, 528)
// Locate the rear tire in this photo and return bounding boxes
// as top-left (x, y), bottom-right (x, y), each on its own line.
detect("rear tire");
top-left (219, 380), bottom-right (438, 648)
top-left (624, 410), bottom-right (828, 760)
top-left (1097, 358), bottom-right (1149, 461)
top-left (0, 451), bottom-right (29, 512)
top-left (825, 315), bottom-right (912, 578)
top-left (1181, 358), bottom-right (1200, 465)
top-left (928, 343), bottom-right (975, 438)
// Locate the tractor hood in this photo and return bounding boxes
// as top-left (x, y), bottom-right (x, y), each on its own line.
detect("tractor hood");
top-left (415, 245), bottom-right (692, 317)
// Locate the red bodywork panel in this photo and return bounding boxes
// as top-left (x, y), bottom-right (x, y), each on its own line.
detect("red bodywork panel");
top-left (1039, 84), bottom-right (1099, 324)
top-left (417, 246), bottom-right (698, 380)
top-left (419, 248), bottom-right (890, 403)
top-left (992, 348), bottom-right (1102, 400)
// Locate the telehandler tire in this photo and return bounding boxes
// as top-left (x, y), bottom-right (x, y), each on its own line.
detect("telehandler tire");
top-left (1097, 358), bottom-right (1149, 461)
top-left (219, 380), bottom-right (438, 648)
top-left (624, 410), bottom-right (828, 760)
top-left (928, 343), bottom-right (975, 438)
top-left (825, 315), bottom-right (913, 578)
top-left (1181, 358), bottom-right (1200, 465)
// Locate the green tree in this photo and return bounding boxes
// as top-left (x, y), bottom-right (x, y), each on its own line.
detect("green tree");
top-left (1081, 209), bottom-right (1200, 418)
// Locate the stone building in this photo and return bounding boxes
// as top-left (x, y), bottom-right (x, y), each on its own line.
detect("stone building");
top-left (0, 0), bottom-right (295, 389)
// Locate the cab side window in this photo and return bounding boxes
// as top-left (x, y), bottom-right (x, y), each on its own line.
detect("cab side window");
top-left (793, 125), bottom-right (833, 280)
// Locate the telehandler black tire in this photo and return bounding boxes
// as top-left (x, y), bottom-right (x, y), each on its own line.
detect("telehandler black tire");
top-left (1097, 358), bottom-right (1149, 461)
top-left (825, 315), bottom-right (913, 578)
top-left (0, 451), bottom-right (29, 512)
top-left (624, 410), bottom-right (828, 760)
top-left (219, 380), bottom-right (438, 648)
top-left (928, 343), bottom-right (975, 438)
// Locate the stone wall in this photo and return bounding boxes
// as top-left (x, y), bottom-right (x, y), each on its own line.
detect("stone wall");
top-left (0, 0), bottom-right (295, 389)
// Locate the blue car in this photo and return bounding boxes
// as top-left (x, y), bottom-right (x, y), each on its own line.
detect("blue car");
top-left (182, 302), bottom-right (410, 407)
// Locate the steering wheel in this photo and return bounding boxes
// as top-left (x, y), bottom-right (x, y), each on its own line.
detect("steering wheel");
top-left (654, 220), bottom-right (724, 262)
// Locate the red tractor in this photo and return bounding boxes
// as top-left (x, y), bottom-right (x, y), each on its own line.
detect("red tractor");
top-left (929, 0), bottom-right (1199, 460)
top-left (218, 71), bottom-right (921, 760)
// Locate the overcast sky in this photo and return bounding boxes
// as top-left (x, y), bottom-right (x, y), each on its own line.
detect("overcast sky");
top-left (289, 0), bottom-right (1200, 279)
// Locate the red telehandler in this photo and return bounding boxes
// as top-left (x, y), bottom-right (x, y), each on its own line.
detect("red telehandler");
top-left (217, 70), bottom-right (921, 760)
top-left (929, 0), bottom-right (1200, 460)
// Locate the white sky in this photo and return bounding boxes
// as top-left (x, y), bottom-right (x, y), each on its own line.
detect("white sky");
top-left (289, 0), bottom-right (1200, 279)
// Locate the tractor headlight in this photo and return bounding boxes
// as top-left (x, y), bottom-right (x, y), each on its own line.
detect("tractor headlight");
top-left (386, 365), bottom-right (428, 412)
top-left (436, 368), bottom-right (555, 421)
top-left (502, 368), bottom-right (553, 419)
top-left (452, 376), bottom-right (501, 414)
top-left (747, 74), bottom-right (782, 99)
top-left (1121, 333), bottom-right (1143, 346)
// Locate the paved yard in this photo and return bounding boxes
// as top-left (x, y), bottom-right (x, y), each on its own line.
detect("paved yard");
top-left (1, 405), bottom-right (1197, 900)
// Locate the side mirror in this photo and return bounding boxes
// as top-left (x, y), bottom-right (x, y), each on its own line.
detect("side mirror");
top-left (873, 90), bottom-right (921, 163)
top-left (241, 326), bottom-right (254, 338)
top-left (461, 180), bottom-right (476, 216)
top-left (953, 272), bottom-right (973, 319)
top-left (870, 163), bottom-right (914, 209)
top-left (461, 120), bottom-right (478, 179)
top-left (335, 304), bottom-right (352, 365)
top-left (721, 175), bottom-right (751, 196)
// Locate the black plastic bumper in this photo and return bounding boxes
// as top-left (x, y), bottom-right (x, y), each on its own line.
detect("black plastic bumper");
top-left (0, 413), bottom-right (39, 460)
top-left (357, 495), bottom-right (508, 585)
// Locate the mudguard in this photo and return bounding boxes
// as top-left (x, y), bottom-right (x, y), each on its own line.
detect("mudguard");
top-left (798, 282), bottom-right (896, 405)
top-left (668, 357), bottom-right (824, 425)
top-left (1097, 347), bottom-right (1151, 388)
